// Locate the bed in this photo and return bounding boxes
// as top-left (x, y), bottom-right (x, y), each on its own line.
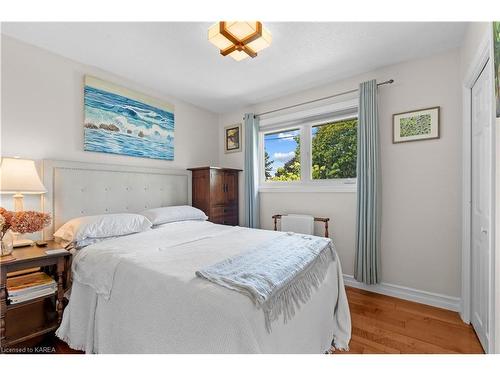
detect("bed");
top-left (42, 160), bottom-right (351, 353)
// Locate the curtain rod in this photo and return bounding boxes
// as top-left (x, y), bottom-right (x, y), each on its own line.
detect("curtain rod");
top-left (253, 79), bottom-right (394, 118)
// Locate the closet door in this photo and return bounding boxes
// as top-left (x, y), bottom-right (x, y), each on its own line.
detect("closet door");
top-left (471, 60), bottom-right (492, 353)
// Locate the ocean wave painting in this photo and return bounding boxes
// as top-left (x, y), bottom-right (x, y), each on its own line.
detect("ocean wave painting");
top-left (83, 76), bottom-right (175, 160)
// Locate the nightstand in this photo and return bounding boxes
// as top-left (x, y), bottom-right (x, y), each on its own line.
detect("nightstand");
top-left (0, 241), bottom-right (70, 350)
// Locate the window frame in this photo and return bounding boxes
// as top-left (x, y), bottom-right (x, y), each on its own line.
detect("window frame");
top-left (258, 99), bottom-right (358, 193)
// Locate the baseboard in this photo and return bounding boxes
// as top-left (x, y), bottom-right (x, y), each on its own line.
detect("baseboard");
top-left (343, 274), bottom-right (461, 312)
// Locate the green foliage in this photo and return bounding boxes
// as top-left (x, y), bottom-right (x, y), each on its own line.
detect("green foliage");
top-left (264, 151), bottom-right (273, 179)
top-left (272, 161), bottom-right (301, 181)
top-left (311, 119), bottom-right (357, 179)
top-left (399, 114), bottom-right (431, 137)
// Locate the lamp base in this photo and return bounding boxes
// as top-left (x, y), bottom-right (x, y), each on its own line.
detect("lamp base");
top-left (13, 193), bottom-right (24, 212)
top-left (11, 231), bottom-right (35, 247)
top-left (13, 238), bottom-right (34, 248)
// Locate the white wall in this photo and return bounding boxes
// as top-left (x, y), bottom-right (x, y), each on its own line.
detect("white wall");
top-left (1, 35), bottom-right (219, 169)
top-left (460, 22), bottom-right (491, 79)
top-left (219, 49), bottom-right (463, 298)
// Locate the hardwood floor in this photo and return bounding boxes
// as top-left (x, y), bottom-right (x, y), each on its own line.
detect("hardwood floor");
top-left (37, 286), bottom-right (483, 354)
top-left (39, 335), bottom-right (83, 354)
top-left (334, 287), bottom-right (484, 354)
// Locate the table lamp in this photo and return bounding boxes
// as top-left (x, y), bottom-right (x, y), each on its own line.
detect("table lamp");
top-left (0, 157), bottom-right (47, 247)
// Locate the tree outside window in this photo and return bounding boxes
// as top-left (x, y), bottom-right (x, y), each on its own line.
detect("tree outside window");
top-left (311, 118), bottom-right (357, 179)
top-left (263, 118), bottom-right (357, 182)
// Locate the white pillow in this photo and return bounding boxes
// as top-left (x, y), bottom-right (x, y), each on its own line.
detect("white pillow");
top-left (141, 205), bottom-right (208, 226)
top-left (54, 213), bottom-right (152, 243)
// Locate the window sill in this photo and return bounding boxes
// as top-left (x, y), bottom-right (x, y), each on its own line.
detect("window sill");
top-left (258, 183), bottom-right (356, 193)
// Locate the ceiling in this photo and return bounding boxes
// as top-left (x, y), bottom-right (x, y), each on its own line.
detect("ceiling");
top-left (2, 22), bottom-right (467, 113)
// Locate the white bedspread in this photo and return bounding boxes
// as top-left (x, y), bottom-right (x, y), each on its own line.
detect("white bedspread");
top-left (56, 221), bottom-right (351, 353)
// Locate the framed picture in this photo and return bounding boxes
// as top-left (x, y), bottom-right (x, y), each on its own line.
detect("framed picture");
top-left (84, 75), bottom-right (175, 160)
top-left (392, 106), bottom-right (440, 144)
top-left (224, 123), bottom-right (242, 153)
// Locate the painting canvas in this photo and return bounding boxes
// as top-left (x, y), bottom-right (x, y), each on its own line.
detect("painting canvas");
top-left (224, 123), bottom-right (242, 153)
top-left (84, 76), bottom-right (175, 160)
top-left (393, 107), bottom-right (440, 143)
top-left (494, 21), bottom-right (500, 118)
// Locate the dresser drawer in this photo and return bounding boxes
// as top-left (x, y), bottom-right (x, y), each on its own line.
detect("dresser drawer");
top-left (209, 206), bottom-right (225, 224)
top-left (209, 206), bottom-right (238, 226)
top-left (223, 213), bottom-right (238, 226)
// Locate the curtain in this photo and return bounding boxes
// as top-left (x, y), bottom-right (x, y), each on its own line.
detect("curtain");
top-left (244, 113), bottom-right (260, 228)
top-left (354, 79), bottom-right (380, 284)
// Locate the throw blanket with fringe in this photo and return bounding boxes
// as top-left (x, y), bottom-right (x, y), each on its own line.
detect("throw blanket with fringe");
top-left (196, 232), bottom-right (334, 332)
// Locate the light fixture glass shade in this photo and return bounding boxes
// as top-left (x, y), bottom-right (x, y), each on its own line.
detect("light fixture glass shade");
top-left (225, 21), bottom-right (258, 40)
top-left (246, 25), bottom-right (272, 52)
top-left (208, 21), bottom-right (272, 61)
top-left (229, 50), bottom-right (250, 61)
top-left (0, 158), bottom-right (46, 194)
top-left (208, 23), bottom-right (233, 51)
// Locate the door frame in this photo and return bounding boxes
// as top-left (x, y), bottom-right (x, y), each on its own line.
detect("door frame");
top-left (461, 29), bottom-right (496, 353)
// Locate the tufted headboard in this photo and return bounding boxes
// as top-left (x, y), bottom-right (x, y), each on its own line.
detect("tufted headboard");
top-left (42, 160), bottom-right (191, 240)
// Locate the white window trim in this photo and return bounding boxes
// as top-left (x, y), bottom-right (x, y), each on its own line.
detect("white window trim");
top-left (258, 99), bottom-right (358, 193)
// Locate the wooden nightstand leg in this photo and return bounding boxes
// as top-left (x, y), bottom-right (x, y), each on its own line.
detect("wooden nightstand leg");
top-left (56, 259), bottom-right (64, 324)
top-left (0, 272), bottom-right (6, 350)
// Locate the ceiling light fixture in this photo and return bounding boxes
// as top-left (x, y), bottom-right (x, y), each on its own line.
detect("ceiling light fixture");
top-left (208, 21), bottom-right (272, 61)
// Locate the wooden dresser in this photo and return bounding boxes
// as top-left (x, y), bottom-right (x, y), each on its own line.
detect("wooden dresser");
top-left (188, 167), bottom-right (242, 226)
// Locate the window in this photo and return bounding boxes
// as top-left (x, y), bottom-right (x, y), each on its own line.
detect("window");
top-left (259, 102), bottom-right (358, 192)
top-left (311, 118), bottom-right (357, 180)
top-left (264, 129), bottom-right (300, 182)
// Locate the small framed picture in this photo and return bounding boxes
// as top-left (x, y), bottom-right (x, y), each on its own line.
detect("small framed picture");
top-left (224, 123), bottom-right (242, 153)
top-left (393, 106), bottom-right (440, 143)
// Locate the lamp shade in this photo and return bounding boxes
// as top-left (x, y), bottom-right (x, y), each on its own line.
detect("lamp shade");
top-left (0, 158), bottom-right (46, 194)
